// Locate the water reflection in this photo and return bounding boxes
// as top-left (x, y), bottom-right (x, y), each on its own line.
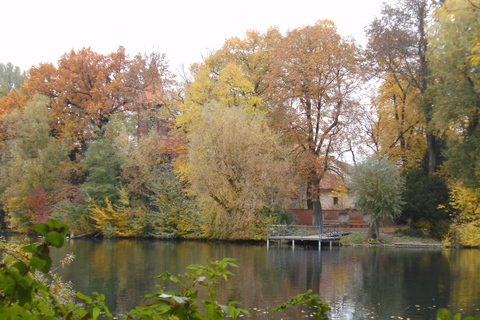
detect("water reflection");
top-left (49, 239), bottom-right (480, 319)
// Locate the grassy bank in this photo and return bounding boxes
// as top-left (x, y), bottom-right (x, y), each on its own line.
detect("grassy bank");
top-left (340, 230), bottom-right (443, 247)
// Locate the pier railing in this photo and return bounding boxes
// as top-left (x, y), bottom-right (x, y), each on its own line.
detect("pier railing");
top-left (266, 224), bottom-right (342, 240)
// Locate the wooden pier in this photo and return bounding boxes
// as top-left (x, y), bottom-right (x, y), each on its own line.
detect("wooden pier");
top-left (266, 224), bottom-right (349, 249)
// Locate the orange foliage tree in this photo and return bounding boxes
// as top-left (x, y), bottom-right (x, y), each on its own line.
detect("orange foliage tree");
top-left (22, 47), bottom-right (174, 160)
top-left (268, 20), bottom-right (364, 225)
top-left (0, 88), bottom-right (31, 143)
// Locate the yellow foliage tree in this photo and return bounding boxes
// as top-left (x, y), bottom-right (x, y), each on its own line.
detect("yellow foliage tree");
top-left (177, 28), bottom-right (280, 130)
top-left (447, 182), bottom-right (480, 247)
top-left (0, 88), bottom-right (31, 144)
top-left (186, 103), bottom-right (295, 239)
top-left (370, 74), bottom-right (427, 168)
top-left (89, 190), bottom-right (148, 238)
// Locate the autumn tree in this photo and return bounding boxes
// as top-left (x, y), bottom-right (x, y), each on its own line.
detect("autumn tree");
top-left (268, 20), bottom-right (363, 225)
top-left (349, 155), bottom-right (405, 240)
top-left (22, 47), bottom-right (174, 161)
top-left (368, 74), bottom-right (427, 167)
top-left (366, 0), bottom-right (441, 174)
top-left (0, 95), bottom-right (70, 231)
top-left (447, 182), bottom-right (480, 247)
top-left (427, 0), bottom-right (480, 245)
top-left (0, 88), bottom-right (31, 143)
top-left (186, 103), bottom-right (295, 239)
top-left (113, 117), bottom-right (170, 205)
top-left (178, 28), bottom-right (281, 129)
top-left (428, 0), bottom-right (480, 188)
top-left (0, 62), bottom-right (29, 145)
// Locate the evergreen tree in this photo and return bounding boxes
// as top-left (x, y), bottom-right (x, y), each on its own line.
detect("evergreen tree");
top-left (81, 131), bottom-right (123, 206)
top-left (399, 167), bottom-right (450, 238)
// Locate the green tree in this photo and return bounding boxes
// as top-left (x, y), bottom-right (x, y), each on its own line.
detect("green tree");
top-left (428, 0), bottom-right (480, 188)
top-left (0, 62), bottom-right (24, 97)
top-left (81, 129), bottom-right (123, 206)
top-left (148, 162), bottom-right (200, 238)
top-left (186, 103), bottom-right (295, 239)
top-left (0, 95), bottom-right (70, 231)
top-left (349, 155), bottom-right (405, 239)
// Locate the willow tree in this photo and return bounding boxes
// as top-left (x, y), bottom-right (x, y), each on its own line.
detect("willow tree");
top-left (349, 155), bottom-right (405, 240)
top-left (186, 103), bottom-right (295, 239)
top-left (268, 20), bottom-right (363, 225)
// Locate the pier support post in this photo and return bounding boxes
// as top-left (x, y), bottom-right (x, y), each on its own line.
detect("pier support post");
top-left (292, 240), bottom-right (295, 250)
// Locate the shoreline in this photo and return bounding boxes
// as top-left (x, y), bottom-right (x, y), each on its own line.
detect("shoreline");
top-left (339, 229), bottom-right (445, 248)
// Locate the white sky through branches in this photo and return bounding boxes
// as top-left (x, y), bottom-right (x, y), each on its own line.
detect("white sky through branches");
top-left (2, 0), bottom-right (388, 74)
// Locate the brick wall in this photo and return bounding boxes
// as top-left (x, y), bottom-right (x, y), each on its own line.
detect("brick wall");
top-left (290, 209), bottom-right (369, 225)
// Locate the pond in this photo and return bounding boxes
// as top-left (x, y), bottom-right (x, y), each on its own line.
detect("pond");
top-left (47, 238), bottom-right (480, 319)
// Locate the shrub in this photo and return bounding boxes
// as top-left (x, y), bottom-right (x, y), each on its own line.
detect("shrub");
top-left (0, 219), bottom-right (111, 319)
top-left (446, 183), bottom-right (480, 247)
top-left (437, 308), bottom-right (480, 320)
top-left (52, 202), bottom-right (93, 236)
top-left (394, 227), bottom-right (428, 238)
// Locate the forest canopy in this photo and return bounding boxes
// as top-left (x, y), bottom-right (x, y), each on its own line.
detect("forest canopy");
top-left (0, 0), bottom-right (479, 246)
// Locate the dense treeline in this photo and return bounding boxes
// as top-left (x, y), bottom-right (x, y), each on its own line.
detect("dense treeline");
top-left (0, 0), bottom-right (479, 245)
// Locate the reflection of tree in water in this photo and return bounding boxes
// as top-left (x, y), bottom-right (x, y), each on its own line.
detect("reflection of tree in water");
top-left (50, 241), bottom-right (480, 319)
top-left (356, 248), bottom-right (452, 319)
top-left (444, 249), bottom-right (480, 314)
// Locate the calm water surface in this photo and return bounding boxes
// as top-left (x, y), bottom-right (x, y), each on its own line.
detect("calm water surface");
top-left (48, 239), bottom-right (480, 319)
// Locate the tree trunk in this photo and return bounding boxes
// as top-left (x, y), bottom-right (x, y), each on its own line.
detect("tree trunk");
top-left (426, 128), bottom-right (441, 174)
top-left (366, 219), bottom-right (380, 240)
top-left (307, 175), bottom-right (323, 226)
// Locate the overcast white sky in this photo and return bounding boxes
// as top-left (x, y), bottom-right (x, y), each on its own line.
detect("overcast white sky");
top-left (2, 0), bottom-right (388, 75)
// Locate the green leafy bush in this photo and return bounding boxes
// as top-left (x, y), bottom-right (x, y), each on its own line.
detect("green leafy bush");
top-left (437, 308), bottom-right (480, 320)
top-left (394, 227), bottom-right (428, 238)
top-left (0, 219), bottom-right (111, 319)
top-left (127, 258), bottom-right (250, 319)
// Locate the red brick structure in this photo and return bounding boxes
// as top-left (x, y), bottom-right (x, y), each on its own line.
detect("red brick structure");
top-left (289, 209), bottom-right (369, 225)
